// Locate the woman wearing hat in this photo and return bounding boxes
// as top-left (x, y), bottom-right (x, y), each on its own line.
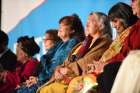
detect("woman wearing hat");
top-left (16, 36), bottom-right (40, 83)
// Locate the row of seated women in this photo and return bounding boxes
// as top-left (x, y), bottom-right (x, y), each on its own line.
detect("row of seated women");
top-left (1, 0), bottom-right (140, 93)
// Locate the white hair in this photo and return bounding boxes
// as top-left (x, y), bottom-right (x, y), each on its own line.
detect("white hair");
top-left (94, 12), bottom-right (112, 38)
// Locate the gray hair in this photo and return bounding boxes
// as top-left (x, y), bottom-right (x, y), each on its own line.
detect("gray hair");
top-left (90, 12), bottom-right (112, 38)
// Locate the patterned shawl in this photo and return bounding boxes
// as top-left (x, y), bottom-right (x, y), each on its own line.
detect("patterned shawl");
top-left (99, 26), bottom-right (133, 63)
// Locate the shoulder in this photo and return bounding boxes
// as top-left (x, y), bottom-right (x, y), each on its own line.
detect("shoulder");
top-left (94, 34), bottom-right (112, 47)
top-left (67, 38), bottom-right (79, 46)
top-left (130, 19), bottom-right (140, 34)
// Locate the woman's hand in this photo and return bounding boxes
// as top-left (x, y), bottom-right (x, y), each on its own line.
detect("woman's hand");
top-left (87, 61), bottom-right (106, 75)
top-left (54, 70), bottom-right (63, 80)
top-left (92, 61), bottom-right (106, 74)
top-left (59, 67), bottom-right (69, 75)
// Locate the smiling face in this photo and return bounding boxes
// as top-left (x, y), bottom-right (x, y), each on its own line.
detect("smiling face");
top-left (111, 18), bottom-right (125, 35)
top-left (58, 22), bottom-right (74, 42)
top-left (131, 0), bottom-right (140, 18)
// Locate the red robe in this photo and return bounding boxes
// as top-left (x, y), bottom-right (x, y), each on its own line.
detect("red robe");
top-left (0, 71), bottom-right (20, 93)
top-left (108, 19), bottom-right (140, 63)
top-left (16, 58), bottom-right (39, 82)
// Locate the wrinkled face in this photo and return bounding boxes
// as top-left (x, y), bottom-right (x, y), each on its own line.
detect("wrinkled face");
top-left (86, 14), bottom-right (99, 37)
top-left (131, 0), bottom-right (140, 18)
top-left (43, 33), bottom-right (54, 50)
top-left (58, 22), bottom-right (73, 41)
top-left (111, 18), bottom-right (125, 34)
top-left (16, 43), bottom-right (28, 63)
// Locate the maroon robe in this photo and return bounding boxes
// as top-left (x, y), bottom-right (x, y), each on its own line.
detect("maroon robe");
top-left (108, 19), bottom-right (140, 63)
top-left (16, 58), bottom-right (39, 82)
top-left (0, 71), bottom-right (20, 93)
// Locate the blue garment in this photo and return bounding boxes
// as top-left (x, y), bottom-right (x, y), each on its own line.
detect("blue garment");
top-left (16, 83), bottom-right (41, 93)
top-left (48, 38), bottom-right (78, 77)
top-left (39, 42), bottom-right (62, 82)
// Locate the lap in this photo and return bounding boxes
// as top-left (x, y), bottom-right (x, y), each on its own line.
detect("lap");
top-left (39, 82), bottom-right (68, 93)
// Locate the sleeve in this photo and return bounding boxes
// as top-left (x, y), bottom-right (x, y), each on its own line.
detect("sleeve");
top-left (47, 38), bottom-right (78, 78)
top-left (130, 24), bottom-right (140, 49)
top-left (76, 38), bottom-right (111, 72)
top-left (20, 60), bottom-right (39, 82)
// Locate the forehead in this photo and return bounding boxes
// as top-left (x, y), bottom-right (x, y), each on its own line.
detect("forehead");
top-left (16, 43), bottom-right (24, 52)
top-left (59, 22), bottom-right (71, 29)
top-left (111, 17), bottom-right (123, 23)
top-left (88, 13), bottom-right (97, 22)
top-left (45, 33), bottom-right (51, 38)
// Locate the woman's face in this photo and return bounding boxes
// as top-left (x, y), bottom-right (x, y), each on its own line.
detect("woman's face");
top-left (111, 18), bottom-right (125, 34)
top-left (58, 22), bottom-right (73, 41)
top-left (131, 0), bottom-right (140, 18)
top-left (43, 33), bottom-right (54, 50)
top-left (86, 14), bottom-right (99, 37)
top-left (16, 44), bottom-right (28, 64)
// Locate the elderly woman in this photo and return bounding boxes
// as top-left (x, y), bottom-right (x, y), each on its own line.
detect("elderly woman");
top-left (66, 12), bottom-right (113, 93)
top-left (16, 36), bottom-right (40, 83)
top-left (37, 12), bottom-right (112, 93)
top-left (96, 2), bottom-right (140, 93)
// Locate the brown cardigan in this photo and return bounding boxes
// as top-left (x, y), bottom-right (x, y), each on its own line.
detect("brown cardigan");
top-left (67, 34), bottom-right (112, 75)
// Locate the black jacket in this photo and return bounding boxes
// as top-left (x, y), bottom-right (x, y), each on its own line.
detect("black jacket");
top-left (0, 49), bottom-right (17, 71)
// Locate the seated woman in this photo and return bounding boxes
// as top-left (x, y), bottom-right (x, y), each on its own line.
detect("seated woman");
top-left (96, 2), bottom-right (139, 93)
top-left (37, 12), bottom-right (112, 93)
top-left (45, 14), bottom-right (85, 80)
top-left (16, 36), bottom-right (40, 83)
top-left (0, 30), bottom-right (19, 93)
top-left (16, 29), bottom-right (61, 93)
top-left (66, 12), bottom-right (113, 93)
top-left (111, 1), bottom-right (140, 93)
top-left (111, 50), bottom-right (140, 93)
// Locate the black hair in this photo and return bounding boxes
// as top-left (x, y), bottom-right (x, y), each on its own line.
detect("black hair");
top-left (17, 36), bottom-right (40, 56)
top-left (0, 30), bottom-right (9, 46)
top-left (108, 2), bottom-right (138, 28)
